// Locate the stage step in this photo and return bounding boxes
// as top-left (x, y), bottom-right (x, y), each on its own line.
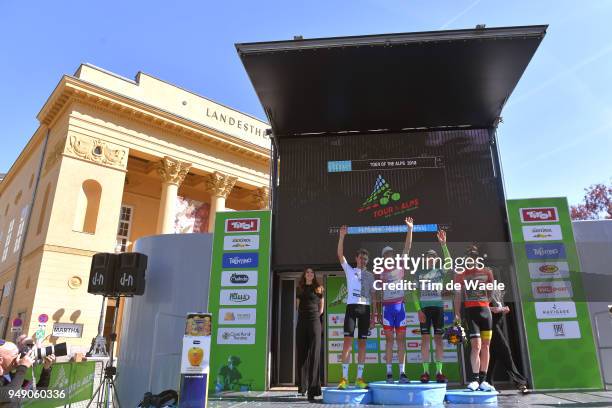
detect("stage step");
top-left (369, 381), bottom-right (446, 405)
top-left (322, 387), bottom-right (371, 405)
top-left (445, 389), bottom-right (499, 405)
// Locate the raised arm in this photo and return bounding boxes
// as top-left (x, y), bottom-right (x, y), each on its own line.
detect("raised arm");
top-left (402, 217), bottom-right (414, 255)
top-left (453, 277), bottom-right (463, 322)
top-left (437, 230), bottom-right (452, 273)
top-left (337, 225), bottom-right (348, 264)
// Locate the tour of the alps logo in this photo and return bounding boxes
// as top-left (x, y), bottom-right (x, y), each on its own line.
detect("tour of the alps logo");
top-left (225, 218), bottom-right (260, 233)
top-left (520, 207), bottom-right (559, 223)
top-left (358, 175), bottom-right (418, 219)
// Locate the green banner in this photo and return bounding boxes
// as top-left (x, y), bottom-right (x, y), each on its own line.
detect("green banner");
top-left (325, 275), bottom-right (460, 383)
top-left (23, 361), bottom-right (95, 408)
top-left (207, 210), bottom-right (271, 393)
top-left (506, 197), bottom-right (603, 390)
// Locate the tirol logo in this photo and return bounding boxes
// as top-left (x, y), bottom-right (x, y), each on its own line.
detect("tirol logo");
top-left (520, 207), bottom-right (559, 223)
top-left (358, 174), bottom-right (418, 219)
top-left (225, 218), bottom-right (260, 233)
top-left (525, 243), bottom-right (566, 260)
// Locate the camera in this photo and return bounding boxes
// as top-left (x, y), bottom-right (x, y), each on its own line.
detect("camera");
top-left (20, 342), bottom-right (68, 362)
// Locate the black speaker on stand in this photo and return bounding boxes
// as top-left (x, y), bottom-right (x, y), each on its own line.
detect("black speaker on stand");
top-left (86, 252), bottom-right (147, 408)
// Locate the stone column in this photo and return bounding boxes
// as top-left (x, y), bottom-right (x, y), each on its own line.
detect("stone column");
top-left (205, 172), bottom-right (238, 232)
top-left (156, 156), bottom-right (191, 234)
top-left (252, 186), bottom-right (270, 210)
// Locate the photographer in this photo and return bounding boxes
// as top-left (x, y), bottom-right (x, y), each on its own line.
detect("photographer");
top-left (0, 338), bottom-right (55, 407)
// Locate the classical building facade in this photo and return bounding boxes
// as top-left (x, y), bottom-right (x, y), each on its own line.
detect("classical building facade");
top-left (0, 64), bottom-right (270, 353)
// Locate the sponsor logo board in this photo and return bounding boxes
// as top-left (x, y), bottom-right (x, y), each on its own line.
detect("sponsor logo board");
top-left (225, 218), bottom-right (260, 233)
top-left (406, 352), bottom-right (422, 363)
top-left (221, 270), bottom-right (258, 286)
top-left (522, 225), bottom-right (563, 241)
top-left (328, 327), bottom-right (344, 339)
top-left (442, 351), bottom-right (458, 362)
top-left (532, 281), bottom-right (573, 299)
top-left (328, 341), bottom-right (344, 352)
top-left (223, 235), bottom-right (260, 251)
top-left (534, 301), bottom-right (577, 319)
top-left (528, 262), bottom-right (570, 280)
top-left (520, 207), bottom-right (559, 223)
top-left (352, 339), bottom-right (378, 352)
top-left (525, 243), bottom-right (566, 260)
top-left (328, 313), bottom-right (344, 327)
top-left (537, 321), bottom-right (581, 340)
top-left (218, 308), bottom-right (256, 325)
top-left (217, 327), bottom-right (256, 344)
top-left (219, 289), bottom-right (257, 305)
top-left (329, 353), bottom-right (351, 364)
top-left (406, 326), bottom-right (422, 338)
top-left (222, 253), bottom-right (259, 268)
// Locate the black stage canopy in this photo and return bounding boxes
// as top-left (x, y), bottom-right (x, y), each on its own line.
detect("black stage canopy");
top-left (236, 25), bottom-right (546, 136)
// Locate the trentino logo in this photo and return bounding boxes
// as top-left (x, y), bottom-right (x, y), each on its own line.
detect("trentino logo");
top-left (358, 175), bottom-right (418, 219)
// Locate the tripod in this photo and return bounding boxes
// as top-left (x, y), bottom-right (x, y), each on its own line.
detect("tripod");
top-left (87, 296), bottom-right (122, 408)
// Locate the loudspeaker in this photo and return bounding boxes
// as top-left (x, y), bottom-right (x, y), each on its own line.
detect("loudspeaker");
top-left (88, 253), bottom-right (117, 295)
top-left (113, 252), bottom-right (147, 296)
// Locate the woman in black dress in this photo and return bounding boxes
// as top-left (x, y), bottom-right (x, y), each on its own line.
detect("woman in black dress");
top-left (296, 267), bottom-right (324, 401)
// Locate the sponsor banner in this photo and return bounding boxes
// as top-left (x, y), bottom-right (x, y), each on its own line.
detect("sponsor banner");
top-left (328, 327), bottom-right (344, 339)
top-left (522, 225), bottom-right (563, 241)
top-left (443, 300), bottom-right (453, 310)
top-left (406, 339), bottom-right (422, 350)
top-left (406, 352), bottom-right (422, 363)
top-left (221, 270), bottom-right (258, 287)
top-left (406, 326), bottom-right (422, 338)
top-left (208, 211), bottom-right (271, 392)
top-left (534, 301), bottom-right (577, 320)
top-left (352, 339), bottom-right (379, 353)
top-left (218, 308), bottom-right (257, 325)
top-left (219, 289), bottom-right (258, 305)
top-left (216, 327), bottom-right (256, 345)
top-left (379, 339), bottom-right (399, 351)
top-left (328, 313), bottom-right (344, 327)
top-left (537, 321), bottom-right (581, 340)
top-left (531, 281), bottom-right (573, 299)
top-left (329, 352), bottom-right (351, 364)
top-left (404, 312), bottom-right (419, 326)
top-left (520, 207), bottom-right (559, 223)
top-left (525, 243), bottom-right (566, 260)
top-left (223, 235), bottom-right (260, 251)
top-left (222, 253), bottom-right (259, 268)
top-left (379, 352), bottom-right (400, 364)
top-left (443, 311), bottom-right (454, 326)
top-left (181, 336), bottom-right (211, 375)
top-left (361, 353), bottom-right (379, 364)
top-left (328, 340), bottom-right (344, 352)
top-left (507, 198), bottom-right (602, 389)
top-left (442, 351), bottom-right (459, 362)
top-left (528, 261), bottom-right (570, 280)
top-left (225, 218), bottom-right (260, 233)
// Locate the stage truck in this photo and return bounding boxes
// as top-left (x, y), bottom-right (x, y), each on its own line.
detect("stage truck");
top-left (236, 25), bottom-right (547, 388)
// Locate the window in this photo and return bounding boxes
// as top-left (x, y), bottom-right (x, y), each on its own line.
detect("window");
top-left (13, 205), bottom-right (29, 253)
top-left (2, 219), bottom-right (14, 262)
top-left (37, 184), bottom-right (51, 236)
top-left (116, 205), bottom-right (134, 253)
top-left (73, 180), bottom-right (102, 234)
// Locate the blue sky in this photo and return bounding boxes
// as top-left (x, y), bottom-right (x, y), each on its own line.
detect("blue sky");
top-left (1, 0), bottom-right (610, 205)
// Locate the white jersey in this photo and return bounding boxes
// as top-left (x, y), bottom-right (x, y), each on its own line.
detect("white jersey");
top-left (341, 258), bottom-right (375, 305)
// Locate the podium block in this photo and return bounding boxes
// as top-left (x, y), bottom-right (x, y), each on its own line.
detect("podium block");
top-left (322, 387), bottom-right (371, 404)
top-left (445, 389), bottom-right (499, 405)
top-left (369, 381), bottom-right (446, 405)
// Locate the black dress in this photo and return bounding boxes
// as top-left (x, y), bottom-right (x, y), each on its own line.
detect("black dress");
top-left (296, 285), bottom-right (322, 398)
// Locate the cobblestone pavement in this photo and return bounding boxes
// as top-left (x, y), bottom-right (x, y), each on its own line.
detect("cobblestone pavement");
top-left (206, 389), bottom-right (612, 408)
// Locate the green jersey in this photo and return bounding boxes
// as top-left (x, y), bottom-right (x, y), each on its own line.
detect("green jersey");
top-left (411, 244), bottom-right (451, 310)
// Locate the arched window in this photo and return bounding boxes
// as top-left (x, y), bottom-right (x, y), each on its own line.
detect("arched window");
top-left (74, 180), bottom-right (102, 234)
top-left (37, 183), bottom-right (52, 236)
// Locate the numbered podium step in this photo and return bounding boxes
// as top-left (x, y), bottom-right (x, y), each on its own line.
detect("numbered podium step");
top-left (445, 389), bottom-right (499, 405)
top-left (321, 387), bottom-right (371, 405)
top-left (369, 381), bottom-right (447, 405)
